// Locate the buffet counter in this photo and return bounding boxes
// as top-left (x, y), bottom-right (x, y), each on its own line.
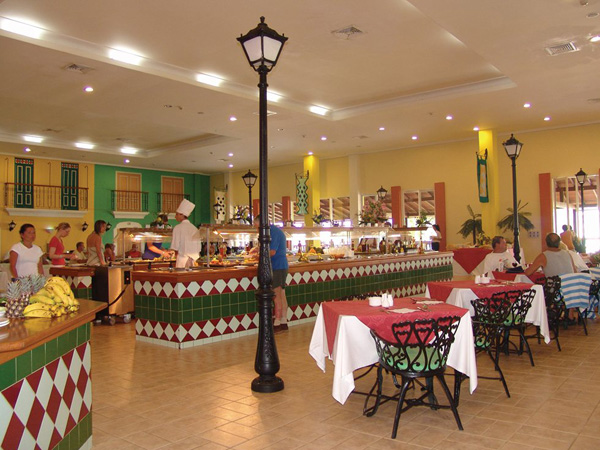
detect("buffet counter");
top-left (133, 251), bottom-right (453, 348)
top-left (0, 299), bottom-right (106, 450)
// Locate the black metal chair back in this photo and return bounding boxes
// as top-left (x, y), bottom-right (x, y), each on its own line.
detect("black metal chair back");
top-left (367, 315), bottom-right (464, 438)
top-left (543, 276), bottom-right (567, 351)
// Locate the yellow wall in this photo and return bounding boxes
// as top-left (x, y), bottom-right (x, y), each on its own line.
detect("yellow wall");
top-left (1, 156), bottom-right (95, 258)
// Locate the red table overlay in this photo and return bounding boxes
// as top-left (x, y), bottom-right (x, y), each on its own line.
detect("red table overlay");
top-left (321, 298), bottom-right (468, 351)
top-left (453, 247), bottom-right (492, 274)
top-left (427, 280), bottom-right (534, 303)
top-left (492, 271), bottom-right (546, 284)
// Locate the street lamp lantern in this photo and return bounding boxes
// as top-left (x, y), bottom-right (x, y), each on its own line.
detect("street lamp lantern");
top-left (242, 170), bottom-right (258, 225)
top-left (376, 186), bottom-right (388, 202)
top-left (575, 168), bottom-right (587, 246)
top-left (502, 134), bottom-right (524, 264)
top-left (238, 17), bottom-right (287, 393)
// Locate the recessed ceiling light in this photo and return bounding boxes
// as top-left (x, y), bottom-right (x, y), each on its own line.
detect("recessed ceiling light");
top-left (228, 152), bottom-right (234, 157)
top-left (121, 147), bottom-right (138, 155)
top-left (229, 116), bottom-right (237, 122)
top-left (83, 86), bottom-right (94, 93)
top-left (320, 136), bottom-right (327, 141)
top-left (523, 103), bottom-right (531, 108)
top-left (196, 73), bottom-right (223, 87)
top-left (308, 151), bottom-right (314, 155)
top-left (228, 164), bottom-right (234, 168)
top-left (378, 127), bottom-right (385, 131)
top-left (473, 127), bottom-right (479, 131)
top-left (75, 142), bottom-right (94, 149)
top-left (309, 105), bottom-right (329, 116)
top-left (124, 159), bottom-right (130, 164)
top-left (24, 147), bottom-right (31, 152)
top-left (411, 135), bottom-right (418, 140)
top-left (590, 35), bottom-right (600, 43)
top-left (108, 48), bottom-right (143, 65)
top-left (23, 135), bottom-right (43, 143)
top-left (544, 116), bottom-right (551, 121)
top-left (445, 115), bottom-right (453, 120)
top-left (277, 128), bottom-right (284, 131)
top-left (267, 91), bottom-right (282, 102)
top-left (0, 18), bottom-right (44, 39)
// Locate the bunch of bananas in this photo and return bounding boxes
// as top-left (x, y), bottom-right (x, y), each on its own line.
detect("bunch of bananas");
top-left (24, 277), bottom-right (80, 319)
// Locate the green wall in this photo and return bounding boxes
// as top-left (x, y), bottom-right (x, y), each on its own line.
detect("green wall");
top-left (93, 165), bottom-right (210, 245)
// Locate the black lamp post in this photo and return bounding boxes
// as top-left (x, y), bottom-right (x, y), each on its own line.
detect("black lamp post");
top-left (502, 134), bottom-right (524, 263)
top-left (238, 16), bottom-right (287, 393)
top-left (242, 170), bottom-right (258, 225)
top-left (575, 168), bottom-right (587, 246)
top-left (376, 186), bottom-right (388, 202)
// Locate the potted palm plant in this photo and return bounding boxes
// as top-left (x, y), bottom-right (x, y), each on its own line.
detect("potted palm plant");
top-left (458, 205), bottom-right (483, 245)
top-left (496, 200), bottom-right (534, 234)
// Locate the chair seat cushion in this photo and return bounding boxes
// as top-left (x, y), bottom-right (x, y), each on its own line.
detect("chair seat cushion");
top-left (383, 345), bottom-right (444, 372)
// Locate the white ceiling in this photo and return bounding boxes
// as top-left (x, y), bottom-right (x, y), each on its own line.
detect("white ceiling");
top-left (0, 0), bottom-right (599, 174)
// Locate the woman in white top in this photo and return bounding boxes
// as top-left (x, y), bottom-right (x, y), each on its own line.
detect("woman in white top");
top-left (9, 223), bottom-right (44, 279)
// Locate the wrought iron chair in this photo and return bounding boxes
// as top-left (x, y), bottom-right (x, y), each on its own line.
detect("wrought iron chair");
top-left (365, 316), bottom-right (463, 438)
top-left (589, 279), bottom-right (600, 317)
top-left (458, 296), bottom-right (513, 401)
top-left (493, 289), bottom-right (536, 366)
top-left (543, 276), bottom-right (567, 351)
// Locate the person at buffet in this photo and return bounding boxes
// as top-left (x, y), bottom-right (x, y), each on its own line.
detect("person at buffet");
top-left (525, 233), bottom-right (575, 277)
top-left (431, 224), bottom-right (442, 251)
top-left (48, 222), bottom-right (77, 266)
top-left (9, 223), bottom-right (44, 279)
top-left (142, 241), bottom-right (170, 260)
top-left (104, 243), bottom-right (116, 263)
top-left (73, 241), bottom-right (87, 261)
top-left (170, 199), bottom-right (201, 268)
top-left (86, 220), bottom-right (107, 266)
top-left (483, 236), bottom-right (520, 274)
top-left (256, 215), bottom-right (289, 333)
top-left (125, 243), bottom-right (142, 258)
top-left (560, 224), bottom-right (575, 251)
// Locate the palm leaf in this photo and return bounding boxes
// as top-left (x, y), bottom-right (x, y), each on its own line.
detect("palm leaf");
top-left (497, 200), bottom-right (535, 232)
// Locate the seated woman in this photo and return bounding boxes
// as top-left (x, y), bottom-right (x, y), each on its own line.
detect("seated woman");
top-left (104, 243), bottom-right (116, 263)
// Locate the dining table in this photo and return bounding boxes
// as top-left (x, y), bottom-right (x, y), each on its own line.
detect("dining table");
top-left (492, 271), bottom-right (546, 285)
top-left (425, 279), bottom-right (550, 343)
top-left (451, 247), bottom-right (492, 277)
top-left (309, 297), bottom-right (478, 404)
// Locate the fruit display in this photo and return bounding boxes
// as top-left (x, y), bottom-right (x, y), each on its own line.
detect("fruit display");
top-left (5, 274), bottom-right (46, 318)
top-left (25, 276), bottom-right (80, 318)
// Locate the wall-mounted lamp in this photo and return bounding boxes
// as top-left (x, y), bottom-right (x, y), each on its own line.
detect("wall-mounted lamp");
top-left (106, 222), bottom-right (112, 231)
top-left (82, 221), bottom-right (89, 232)
top-left (9, 220), bottom-right (16, 232)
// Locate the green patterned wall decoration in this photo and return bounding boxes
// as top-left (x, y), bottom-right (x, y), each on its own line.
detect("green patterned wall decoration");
top-left (295, 170), bottom-right (309, 215)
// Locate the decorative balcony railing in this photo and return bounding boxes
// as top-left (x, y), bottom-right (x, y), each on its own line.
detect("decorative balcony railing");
top-left (157, 193), bottom-right (189, 214)
top-left (111, 190), bottom-right (149, 212)
top-left (4, 183), bottom-right (88, 210)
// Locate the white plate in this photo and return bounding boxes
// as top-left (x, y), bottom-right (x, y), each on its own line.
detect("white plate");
top-left (0, 318), bottom-right (9, 327)
top-left (234, 265), bottom-right (248, 269)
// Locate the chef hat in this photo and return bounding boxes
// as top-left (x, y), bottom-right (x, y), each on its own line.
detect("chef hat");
top-left (176, 199), bottom-right (195, 217)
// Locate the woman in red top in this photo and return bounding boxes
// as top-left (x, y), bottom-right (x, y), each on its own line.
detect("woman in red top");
top-left (48, 222), bottom-right (76, 266)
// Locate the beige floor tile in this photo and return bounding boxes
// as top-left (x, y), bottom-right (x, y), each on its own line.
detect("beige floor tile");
top-left (88, 317), bottom-right (600, 449)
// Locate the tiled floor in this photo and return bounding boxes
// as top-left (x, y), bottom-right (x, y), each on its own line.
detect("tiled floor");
top-left (91, 315), bottom-right (600, 449)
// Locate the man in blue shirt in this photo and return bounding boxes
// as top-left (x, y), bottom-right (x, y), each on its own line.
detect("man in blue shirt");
top-left (257, 215), bottom-right (289, 333)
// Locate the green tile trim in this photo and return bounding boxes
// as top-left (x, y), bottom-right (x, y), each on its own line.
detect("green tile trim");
top-left (0, 323), bottom-right (91, 390)
top-left (57, 411), bottom-right (92, 449)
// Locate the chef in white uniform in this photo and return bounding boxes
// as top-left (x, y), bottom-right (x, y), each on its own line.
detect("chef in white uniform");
top-left (171, 199), bottom-right (201, 268)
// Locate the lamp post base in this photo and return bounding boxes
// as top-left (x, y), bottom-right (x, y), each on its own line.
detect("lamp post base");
top-left (251, 375), bottom-right (284, 393)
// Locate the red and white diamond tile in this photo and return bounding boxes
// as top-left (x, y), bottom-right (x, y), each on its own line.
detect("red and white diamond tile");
top-left (0, 343), bottom-right (91, 450)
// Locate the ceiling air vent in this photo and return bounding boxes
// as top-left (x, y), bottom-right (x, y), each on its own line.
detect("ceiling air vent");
top-left (63, 63), bottom-right (95, 74)
top-left (332, 25), bottom-right (364, 40)
top-left (353, 135), bottom-right (369, 140)
top-left (545, 42), bottom-right (579, 56)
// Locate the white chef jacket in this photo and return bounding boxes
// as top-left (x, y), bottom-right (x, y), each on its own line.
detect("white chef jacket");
top-left (171, 219), bottom-right (201, 268)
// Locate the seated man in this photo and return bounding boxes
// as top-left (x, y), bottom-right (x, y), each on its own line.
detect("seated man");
top-left (483, 236), bottom-right (519, 274)
top-left (125, 243), bottom-right (142, 258)
top-left (73, 242), bottom-right (87, 262)
top-left (525, 232), bottom-right (575, 277)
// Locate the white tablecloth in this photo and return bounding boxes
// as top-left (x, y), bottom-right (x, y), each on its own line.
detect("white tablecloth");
top-left (309, 306), bottom-right (477, 404)
top-left (425, 284), bottom-right (550, 344)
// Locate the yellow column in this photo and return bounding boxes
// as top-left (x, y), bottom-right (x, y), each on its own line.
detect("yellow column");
top-left (303, 155), bottom-right (320, 227)
top-left (479, 130), bottom-right (500, 238)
